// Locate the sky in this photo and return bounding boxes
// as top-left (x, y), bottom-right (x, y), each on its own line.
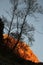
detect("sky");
top-left (0, 0), bottom-right (43, 62)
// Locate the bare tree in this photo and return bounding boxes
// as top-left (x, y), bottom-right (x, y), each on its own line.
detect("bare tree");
top-left (10, 0), bottom-right (43, 49)
top-left (2, 0), bottom-right (43, 49)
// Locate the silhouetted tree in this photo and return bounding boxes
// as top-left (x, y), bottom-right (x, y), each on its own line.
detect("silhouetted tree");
top-left (2, 0), bottom-right (43, 48)
top-left (0, 18), bottom-right (4, 45)
top-left (10, 0), bottom-right (43, 49)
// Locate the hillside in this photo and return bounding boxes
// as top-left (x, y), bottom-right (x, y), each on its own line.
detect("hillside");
top-left (0, 34), bottom-right (43, 65)
top-left (3, 34), bottom-right (39, 63)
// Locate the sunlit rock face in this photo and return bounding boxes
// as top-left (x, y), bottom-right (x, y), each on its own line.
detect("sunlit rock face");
top-left (3, 34), bottom-right (39, 63)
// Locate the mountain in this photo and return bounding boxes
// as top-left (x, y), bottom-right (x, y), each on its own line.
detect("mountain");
top-left (3, 34), bottom-right (39, 63)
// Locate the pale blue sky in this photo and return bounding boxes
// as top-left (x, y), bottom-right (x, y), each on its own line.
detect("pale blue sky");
top-left (0, 0), bottom-right (43, 62)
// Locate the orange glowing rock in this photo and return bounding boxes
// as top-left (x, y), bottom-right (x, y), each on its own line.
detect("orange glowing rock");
top-left (3, 34), bottom-right (39, 63)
